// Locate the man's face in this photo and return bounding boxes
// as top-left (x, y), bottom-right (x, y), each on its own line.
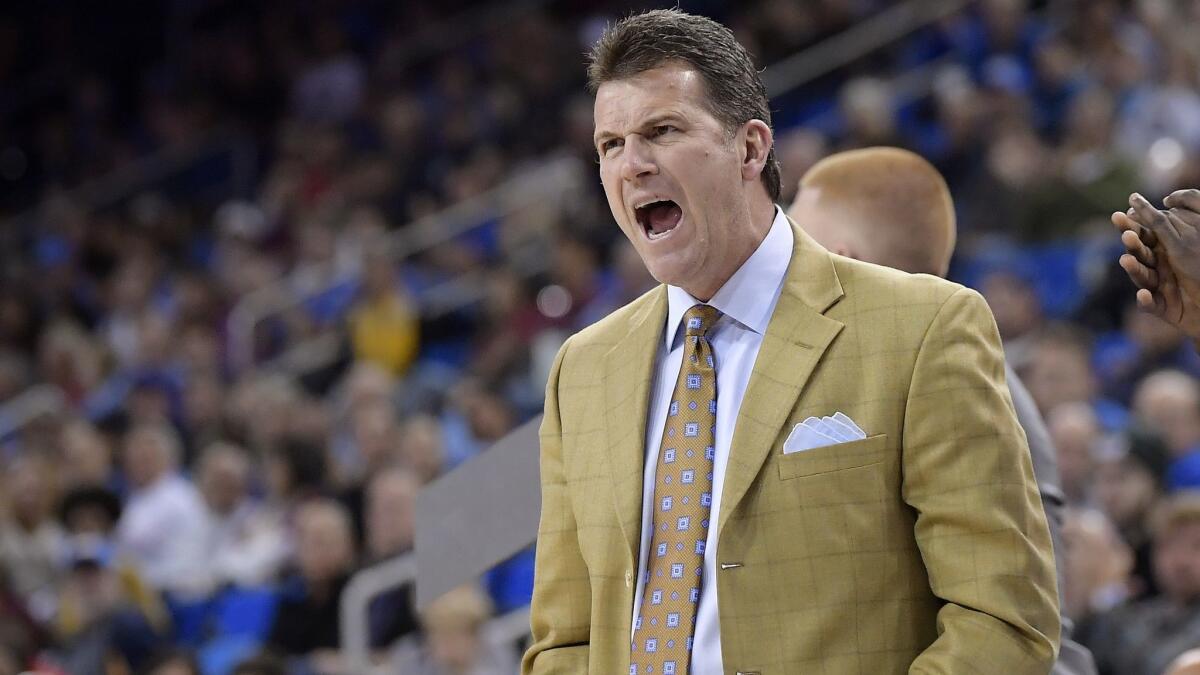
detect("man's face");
top-left (593, 63), bottom-right (749, 298)
top-left (1094, 457), bottom-right (1157, 526)
top-left (199, 453), bottom-right (246, 515)
top-left (123, 431), bottom-right (166, 489)
top-left (1026, 343), bottom-right (1093, 415)
top-left (296, 509), bottom-right (352, 583)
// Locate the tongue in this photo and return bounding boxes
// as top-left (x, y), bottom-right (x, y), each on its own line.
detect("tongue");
top-left (647, 202), bottom-right (682, 235)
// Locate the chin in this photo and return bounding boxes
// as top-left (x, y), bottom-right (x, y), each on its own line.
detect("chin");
top-left (646, 264), bottom-right (693, 290)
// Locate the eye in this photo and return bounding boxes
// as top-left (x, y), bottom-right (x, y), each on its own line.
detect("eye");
top-left (598, 138), bottom-right (623, 157)
top-left (651, 124), bottom-right (677, 138)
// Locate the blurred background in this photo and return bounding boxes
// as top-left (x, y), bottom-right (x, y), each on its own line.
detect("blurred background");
top-left (2, 0), bottom-right (1200, 673)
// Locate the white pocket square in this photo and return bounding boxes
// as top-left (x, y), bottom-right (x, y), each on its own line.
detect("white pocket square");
top-left (783, 412), bottom-right (867, 454)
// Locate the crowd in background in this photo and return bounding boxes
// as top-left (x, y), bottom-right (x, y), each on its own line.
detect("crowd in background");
top-left (2, 0), bottom-right (1200, 673)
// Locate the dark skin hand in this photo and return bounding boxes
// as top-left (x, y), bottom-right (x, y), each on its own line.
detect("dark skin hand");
top-left (1112, 190), bottom-right (1200, 341)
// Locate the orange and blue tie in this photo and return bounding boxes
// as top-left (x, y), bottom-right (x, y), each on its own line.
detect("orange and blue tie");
top-left (631, 304), bottom-right (720, 675)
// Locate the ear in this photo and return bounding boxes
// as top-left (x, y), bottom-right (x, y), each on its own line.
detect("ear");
top-left (739, 119), bottom-right (773, 183)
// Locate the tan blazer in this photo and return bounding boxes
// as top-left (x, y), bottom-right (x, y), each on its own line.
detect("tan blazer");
top-left (523, 221), bottom-right (1060, 674)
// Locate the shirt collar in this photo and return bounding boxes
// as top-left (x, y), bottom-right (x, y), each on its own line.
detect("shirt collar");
top-left (664, 206), bottom-right (793, 348)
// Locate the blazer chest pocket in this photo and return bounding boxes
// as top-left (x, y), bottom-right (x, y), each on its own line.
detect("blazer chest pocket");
top-left (776, 433), bottom-right (890, 480)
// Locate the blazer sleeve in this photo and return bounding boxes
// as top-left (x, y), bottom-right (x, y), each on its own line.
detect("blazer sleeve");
top-left (903, 288), bottom-right (1061, 674)
top-left (522, 337), bottom-right (592, 674)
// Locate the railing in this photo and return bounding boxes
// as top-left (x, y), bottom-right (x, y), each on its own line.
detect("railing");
top-left (0, 384), bottom-right (66, 441)
top-left (1, 130), bottom-right (257, 232)
top-left (340, 553), bottom-right (417, 673)
top-left (225, 154), bottom-right (588, 373)
top-left (762, 0), bottom-right (972, 97)
top-left (339, 552), bottom-right (531, 673)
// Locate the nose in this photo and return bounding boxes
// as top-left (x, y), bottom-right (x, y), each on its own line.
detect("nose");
top-left (620, 135), bottom-right (658, 182)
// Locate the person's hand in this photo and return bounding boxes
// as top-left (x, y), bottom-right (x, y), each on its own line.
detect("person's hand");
top-left (1112, 191), bottom-right (1200, 341)
top-left (1162, 189), bottom-right (1200, 281)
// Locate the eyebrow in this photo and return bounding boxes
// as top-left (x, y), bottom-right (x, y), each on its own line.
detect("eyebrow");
top-left (594, 112), bottom-right (689, 147)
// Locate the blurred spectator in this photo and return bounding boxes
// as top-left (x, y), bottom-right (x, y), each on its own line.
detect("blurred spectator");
top-left (1047, 402), bottom-right (1101, 506)
top-left (1022, 323), bottom-right (1129, 430)
top-left (1133, 370), bottom-right (1200, 464)
top-left (339, 398), bottom-right (402, 542)
top-left (1023, 86), bottom-right (1138, 241)
top-left (388, 584), bottom-right (517, 675)
top-left (182, 373), bottom-right (228, 455)
top-left (364, 468), bottom-right (420, 651)
top-left (365, 468), bottom-right (417, 564)
top-left (52, 535), bottom-right (168, 675)
top-left (348, 250), bottom-right (419, 376)
top-left (197, 442), bottom-right (288, 588)
top-left (981, 269), bottom-right (1044, 368)
top-left (398, 414), bottom-right (447, 485)
top-left (441, 381), bottom-right (515, 470)
top-left (1082, 493), bottom-right (1200, 675)
top-left (1099, 308), bottom-right (1200, 404)
top-left (59, 419), bottom-right (120, 493)
top-left (0, 455), bottom-right (66, 621)
top-left (227, 376), bottom-right (305, 458)
top-left (0, 566), bottom-right (44, 674)
top-left (265, 499), bottom-right (356, 671)
top-left (59, 485), bottom-right (123, 537)
top-left (838, 76), bottom-right (900, 148)
top-left (37, 319), bottom-right (104, 407)
top-left (115, 423), bottom-right (209, 597)
top-left (775, 127), bottom-right (830, 205)
top-left (1093, 428), bottom-right (1170, 599)
top-left (1063, 507), bottom-right (1135, 627)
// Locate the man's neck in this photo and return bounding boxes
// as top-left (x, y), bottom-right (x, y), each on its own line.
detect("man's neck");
top-left (686, 198), bottom-right (776, 301)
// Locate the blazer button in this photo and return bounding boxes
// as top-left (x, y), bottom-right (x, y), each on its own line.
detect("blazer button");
top-left (625, 570), bottom-right (632, 588)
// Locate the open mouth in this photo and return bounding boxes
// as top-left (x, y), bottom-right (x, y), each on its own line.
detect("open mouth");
top-left (635, 200), bottom-right (683, 240)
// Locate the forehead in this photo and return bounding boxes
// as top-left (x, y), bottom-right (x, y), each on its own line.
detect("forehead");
top-left (593, 63), bottom-right (710, 131)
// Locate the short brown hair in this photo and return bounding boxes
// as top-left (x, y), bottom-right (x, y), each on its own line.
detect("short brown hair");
top-left (587, 9), bottom-right (781, 202)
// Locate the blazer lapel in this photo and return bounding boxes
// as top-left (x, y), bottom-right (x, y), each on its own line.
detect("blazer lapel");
top-left (603, 286), bottom-right (668, 563)
top-left (718, 221), bottom-right (846, 538)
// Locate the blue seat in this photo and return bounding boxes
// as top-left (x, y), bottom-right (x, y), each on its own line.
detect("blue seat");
top-left (166, 595), bottom-right (214, 647)
top-left (211, 586), bottom-right (280, 641)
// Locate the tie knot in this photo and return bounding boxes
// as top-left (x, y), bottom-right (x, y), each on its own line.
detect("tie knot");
top-left (683, 304), bottom-right (720, 337)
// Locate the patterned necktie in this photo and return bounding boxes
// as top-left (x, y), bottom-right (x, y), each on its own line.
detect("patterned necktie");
top-left (631, 304), bottom-right (721, 675)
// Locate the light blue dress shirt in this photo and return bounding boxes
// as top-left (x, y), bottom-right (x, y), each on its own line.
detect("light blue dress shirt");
top-left (631, 207), bottom-right (794, 674)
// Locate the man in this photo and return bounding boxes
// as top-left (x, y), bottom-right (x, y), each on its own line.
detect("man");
top-left (524, 10), bottom-right (1058, 675)
top-left (196, 441), bottom-right (289, 588)
top-left (115, 423), bottom-right (210, 597)
top-left (788, 146), bottom-right (1096, 675)
top-left (266, 498), bottom-right (357, 674)
top-left (364, 467), bottom-right (421, 650)
top-left (1115, 190), bottom-right (1200, 343)
top-left (1080, 493), bottom-right (1200, 675)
